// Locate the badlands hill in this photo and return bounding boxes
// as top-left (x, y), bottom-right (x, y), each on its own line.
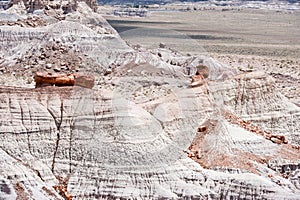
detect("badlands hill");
top-left (0, 1), bottom-right (299, 199)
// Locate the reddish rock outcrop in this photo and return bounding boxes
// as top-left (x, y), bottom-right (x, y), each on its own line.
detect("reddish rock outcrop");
top-left (196, 64), bottom-right (209, 78)
top-left (190, 64), bottom-right (209, 87)
top-left (190, 74), bottom-right (205, 87)
top-left (34, 72), bottom-right (94, 88)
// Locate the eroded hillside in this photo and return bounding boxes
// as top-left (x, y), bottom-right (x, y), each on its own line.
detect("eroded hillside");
top-left (0, 1), bottom-right (299, 199)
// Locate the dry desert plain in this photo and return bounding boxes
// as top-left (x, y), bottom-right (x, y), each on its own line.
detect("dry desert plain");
top-left (105, 8), bottom-right (300, 105)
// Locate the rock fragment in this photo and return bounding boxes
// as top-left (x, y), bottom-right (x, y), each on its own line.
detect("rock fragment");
top-left (190, 64), bottom-right (209, 87)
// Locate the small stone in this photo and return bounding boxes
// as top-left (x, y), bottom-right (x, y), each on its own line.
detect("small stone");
top-left (198, 126), bottom-right (207, 132)
top-left (53, 67), bottom-right (61, 72)
top-left (39, 61), bottom-right (45, 65)
top-left (159, 43), bottom-right (166, 48)
top-left (46, 63), bottom-right (52, 69)
top-left (0, 67), bottom-right (6, 72)
top-left (104, 68), bottom-right (112, 76)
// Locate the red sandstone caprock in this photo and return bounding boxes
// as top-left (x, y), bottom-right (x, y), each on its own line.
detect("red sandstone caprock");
top-left (34, 72), bottom-right (94, 89)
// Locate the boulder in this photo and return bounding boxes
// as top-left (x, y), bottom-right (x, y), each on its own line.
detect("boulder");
top-left (34, 72), bottom-right (94, 88)
top-left (196, 64), bottom-right (209, 78)
top-left (190, 74), bottom-right (205, 87)
top-left (189, 64), bottom-right (209, 87)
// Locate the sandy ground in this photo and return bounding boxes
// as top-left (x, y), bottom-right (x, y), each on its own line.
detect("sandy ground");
top-left (104, 8), bottom-right (300, 105)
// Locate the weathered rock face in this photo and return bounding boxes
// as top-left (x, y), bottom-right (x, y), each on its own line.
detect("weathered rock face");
top-left (0, 1), bottom-right (300, 199)
top-left (0, 69), bottom-right (300, 199)
top-left (0, 16), bottom-right (46, 27)
top-left (209, 71), bottom-right (300, 146)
